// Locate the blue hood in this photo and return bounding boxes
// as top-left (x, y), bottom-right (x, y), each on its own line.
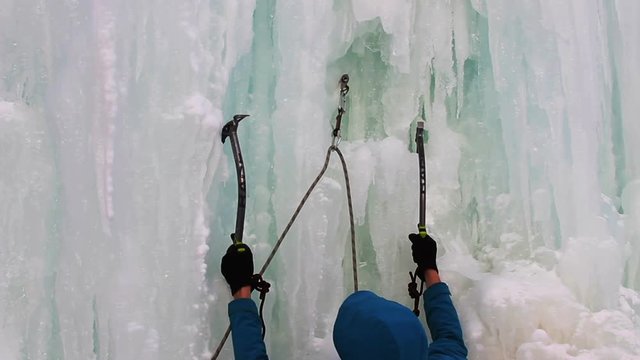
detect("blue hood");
top-left (333, 291), bottom-right (428, 360)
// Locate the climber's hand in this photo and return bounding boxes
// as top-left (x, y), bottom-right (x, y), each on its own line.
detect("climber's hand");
top-left (221, 243), bottom-right (254, 296)
top-left (408, 233), bottom-right (438, 281)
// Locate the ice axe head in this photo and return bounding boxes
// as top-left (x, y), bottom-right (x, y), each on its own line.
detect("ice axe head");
top-left (221, 114), bottom-right (250, 143)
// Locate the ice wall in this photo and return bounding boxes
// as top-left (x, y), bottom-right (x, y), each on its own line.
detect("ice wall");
top-left (1, 0), bottom-right (639, 359)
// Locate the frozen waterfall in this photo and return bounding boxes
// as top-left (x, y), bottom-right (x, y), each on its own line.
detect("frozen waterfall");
top-left (1, 0), bottom-right (640, 359)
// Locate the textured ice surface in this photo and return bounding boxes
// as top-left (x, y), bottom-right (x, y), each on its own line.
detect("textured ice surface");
top-left (1, 0), bottom-right (640, 359)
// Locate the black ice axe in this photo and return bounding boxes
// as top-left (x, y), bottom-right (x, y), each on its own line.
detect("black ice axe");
top-left (409, 120), bottom-right (428, 316)
top-left (221, 114), bottom-right (250, 245)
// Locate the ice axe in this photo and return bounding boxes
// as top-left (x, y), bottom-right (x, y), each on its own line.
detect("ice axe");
top-left (408, 120), bottom-right (427, 316)
top-left (221, 114), bottom-right (250, 245)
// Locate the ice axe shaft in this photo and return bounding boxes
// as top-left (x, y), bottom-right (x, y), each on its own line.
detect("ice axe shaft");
top-left (416, 121), bottom-right (426, 237)
top-left (409, 120), bottom-right (428, 317)
top-left (221, 114), bottom-right (250, 244)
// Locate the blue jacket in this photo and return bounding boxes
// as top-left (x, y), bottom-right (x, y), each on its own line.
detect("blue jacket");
top-left (228, 282), bottom-right (467, 359)
top-left (228, 299), bottom-right (268, 360)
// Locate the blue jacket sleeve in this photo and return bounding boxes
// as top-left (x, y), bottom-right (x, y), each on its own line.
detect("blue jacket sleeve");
top-left (423, 282), bottom-right (468, 359)
top-left (228, 298), bottom-right (269, 360)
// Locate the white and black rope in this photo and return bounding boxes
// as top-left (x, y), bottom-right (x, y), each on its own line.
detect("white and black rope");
top-left (211, 145), bottom-right (357, 360)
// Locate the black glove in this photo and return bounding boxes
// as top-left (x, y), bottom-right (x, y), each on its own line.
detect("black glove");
top-left (221, 243), bottom-right (254, 295)
top-left (408, 233), bottom-right (438, 281)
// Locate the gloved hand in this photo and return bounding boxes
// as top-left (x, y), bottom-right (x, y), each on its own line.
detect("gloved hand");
top-left (408, 233), bottom-right (438, 281)
top-left (221, 243), bottom-right (254, 295)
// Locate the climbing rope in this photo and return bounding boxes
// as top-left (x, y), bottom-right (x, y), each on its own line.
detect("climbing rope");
top-left (334, 146), bottom-right (358, 292)
top-left (408, 270), bottom-right (425, 316)
top-left (251, 274), bottom-right (271, 339)
top-left (211, 74), bottom-right (356, 360)
top-left (258, 145), bottom-right (357, 290)
top-left (211, 145), bottom-right (357, 359)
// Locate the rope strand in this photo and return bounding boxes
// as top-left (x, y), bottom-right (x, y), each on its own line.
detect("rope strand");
top-left (211, 145), bottom-right (357, 359)
top-left (408, 269), bottom-right (425, 316)
top-left (258, 147), bottom-right (333, 276)
top-left (211, 327), bottom-right (231, 359)
top-left (334, 146), bottom-right (358, 292)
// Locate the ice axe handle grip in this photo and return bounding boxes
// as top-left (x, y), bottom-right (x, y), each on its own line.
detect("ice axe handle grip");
top-left (418, 225), bottom-right (427, 238)
top-left (230, 233), bottom-right (243, 245)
